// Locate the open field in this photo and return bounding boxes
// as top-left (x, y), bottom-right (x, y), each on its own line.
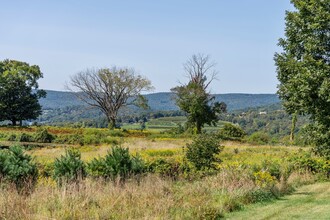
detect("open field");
top-left (0, 126), bottom-right (328, 219)
top-left (0, 164), bottom-right (320, 220)
top-left (227, 182), bottom-right (330, 219)
top-left (121, 116), bottom-right (229, 132)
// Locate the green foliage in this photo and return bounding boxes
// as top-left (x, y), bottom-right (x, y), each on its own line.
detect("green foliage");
top-left (260, 160), bottom-right (281, 181)
top-left (87, 146), bottom-right (145, 182)
top-left (144, 149), bottom-right (175, 157)
top-left (185, 134), bottom-right (223, 170)
top-left (172, 82), bottom-right (226, 134)
top-left (53, 149), bottom-right (86, 185)
top-left (171, 54), bottom-right (227, 134)
top-left (7, 133), bottom-right (17, 141)
top-left (294, 123), bottom-right (330, 159)
top-left (245, 188), bottom-right (277, 203)
top-left (275, 0), bottom-right (330, 157)
top-left (247, 132), bottom-right (270, 145)
top-left (54, 133), bottom-right (84, 145)
top-left (218, 123), bottom-right (246, 141)
top-left (146, 158), bottom-right (184, 179)
top-left (309, 124), bottom-right (330, 159)
top-left (167, 123), bottom-right (185, 135)
top-left (290, 152), bottom-right (330, 177)
top-left (197, 207), bottom-right (224, 220)
top-left (0, 146), bottom-right (38, 192)
top-left (0, 59), bottom-right (46, 125)
top-left (34, 128), bottom-right (55, 143)
top-left (83, 134), bottom-right (101, 145)
top-left (0, 151), bottom-right (6, 179)
top-left (19, 133), bottom-right (34, 142)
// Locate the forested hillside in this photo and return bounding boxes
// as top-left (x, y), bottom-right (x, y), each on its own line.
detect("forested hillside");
top-left (40, 90), bottom-right (280, 111)
top-left (37, 90), bottom-right (280, 125)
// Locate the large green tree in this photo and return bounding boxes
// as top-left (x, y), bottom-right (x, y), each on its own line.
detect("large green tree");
top-left (0, 60), bottom-right (46, 126)
top-left (275, 0), bottom-right (330, 157)
top-left (172, 54), bottom-right (226, 134)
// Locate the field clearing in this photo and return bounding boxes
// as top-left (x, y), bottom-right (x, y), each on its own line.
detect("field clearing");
top-left (28, 137), bottom-right (189, 163)
top-left (0, 130), bottom-right (325, 219)
top-left (227, 182), bottom-right (330, 219)
top-left (26, 137), bottom-right (305, 165)
top-left (120, 116), bottom-right (228, 131)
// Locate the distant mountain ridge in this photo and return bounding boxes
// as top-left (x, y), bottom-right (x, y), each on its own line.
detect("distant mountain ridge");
top-left (39, 90), bottom-right (280, 112)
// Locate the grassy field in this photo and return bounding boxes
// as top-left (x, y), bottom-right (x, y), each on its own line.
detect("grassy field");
top-left (121, 116), bottom-right (228, 132)
top-left (0, 126), bottom-right (328, 219)
top-left (227, 182), bottom-right (330, 219)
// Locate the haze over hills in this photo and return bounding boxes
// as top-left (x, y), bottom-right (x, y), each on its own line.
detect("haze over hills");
top-left (40, 90), bottom-right (280, 112)
top-left (36, 90), bottom-right (281, 125)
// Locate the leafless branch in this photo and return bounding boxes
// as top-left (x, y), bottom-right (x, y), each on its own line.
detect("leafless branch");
top-left (183, 53), bottom-right (218, 90)
top-left (66, 67), bottom-right (153, 128)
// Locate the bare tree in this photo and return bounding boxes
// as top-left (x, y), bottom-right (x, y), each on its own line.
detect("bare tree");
top-left (68, 67), bottom-right (153, 129)
top-left (172, 54), bottom-right (226, 134)
top-left (183, 54), bottom-right (217, 90)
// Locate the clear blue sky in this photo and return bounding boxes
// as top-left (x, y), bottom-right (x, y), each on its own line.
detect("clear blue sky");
top-left (0, 0), bottom-right (293, 94)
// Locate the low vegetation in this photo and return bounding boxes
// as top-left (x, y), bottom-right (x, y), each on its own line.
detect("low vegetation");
top-left (0, 127), bottom-right (328, 219)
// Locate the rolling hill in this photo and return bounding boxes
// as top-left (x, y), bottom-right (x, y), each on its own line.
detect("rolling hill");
top-left (40, 90), bottom-right (280, 112)
top-left (36, 90), bottom-right (281, 125)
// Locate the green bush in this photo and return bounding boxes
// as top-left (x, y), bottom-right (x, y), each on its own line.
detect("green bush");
top-left (290, 152), bottom-right (330, 177)
top-left (54, 133), bottom-right (84, 145)
top-left (218, 123), bottom-right (246, 141)
top-left (53, 149), bottom-right (86, 185)
top-left (7, 133), bottom-right (17, 141)
top-left (87, 146), bottom-right (145, 182)
top-left (83, 134), bottom-right (101, 145)
top-left (101, 136), bottom-right (120, 145)
top-left (144, 149), bottom-right (175, 157)
top-left (166, 123), bottom-right (185, 135)
top-left (147, 158), bottom-right (183, 179)
top-left (261, 160), bottom-right (281, 181)
top-left (247, 132), bottom-right (270, 145)
top-left (37, 162), bottom-right (54, 178)
top-left (0, 132), bottom-right (7, 140)
top-left (0, 152), bottom-right (6, 179)
top-left (295, 124), bottom-right (330, 159)
top-left (0, 146), bottom-right (38, 192)
top-left (34, 128), bottom-right (55, 143)
top-left (185, 134), bottom-right (223, 170)
top-left (245, 188), bottom-right (277, 203)
top-left (19, 133), bottom-right (34, 142)
top-left (87, 157), bottom-right (107, 178)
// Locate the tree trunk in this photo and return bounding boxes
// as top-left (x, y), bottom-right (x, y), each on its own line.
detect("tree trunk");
top-left (290, 113), bottom-right (297, 142)
top-left (108, 117), bottom-right (116, 130)
top-left (196, 121), bottom-right (202, 134)
top-left (12, 120), bottom-right (17, 126)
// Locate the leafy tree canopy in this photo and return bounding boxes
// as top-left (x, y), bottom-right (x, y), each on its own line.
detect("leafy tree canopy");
top-left (172, 54), bottom-right (226, 134)
top-left (275, 0), bottom-right (330, 157)
top-left (0, 59), bottom-right (46, 125)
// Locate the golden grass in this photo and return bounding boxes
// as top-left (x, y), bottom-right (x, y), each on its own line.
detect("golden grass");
top-left (28, 137), bottom-right (303, 164)
top-left (28, 137), bottom-right (188, 163)
top-left (0, 169), bottom-right (316, 220)
top-left (0, 136), bottom-right (319, 220)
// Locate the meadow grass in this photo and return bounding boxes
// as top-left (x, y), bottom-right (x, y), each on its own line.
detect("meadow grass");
top-left (0, 168), bottom-right (316, 220)
top-left (226, 181), bottom-right (330, 219)
top-left (0, 127), bottom-right (325, 219)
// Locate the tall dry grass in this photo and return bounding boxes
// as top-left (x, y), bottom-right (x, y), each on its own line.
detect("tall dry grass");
top-left (0, 167), bottom-right (315, 220)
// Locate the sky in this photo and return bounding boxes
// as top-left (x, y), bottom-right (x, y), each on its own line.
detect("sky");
top-left (0, 0), bottom-right (294, 94)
